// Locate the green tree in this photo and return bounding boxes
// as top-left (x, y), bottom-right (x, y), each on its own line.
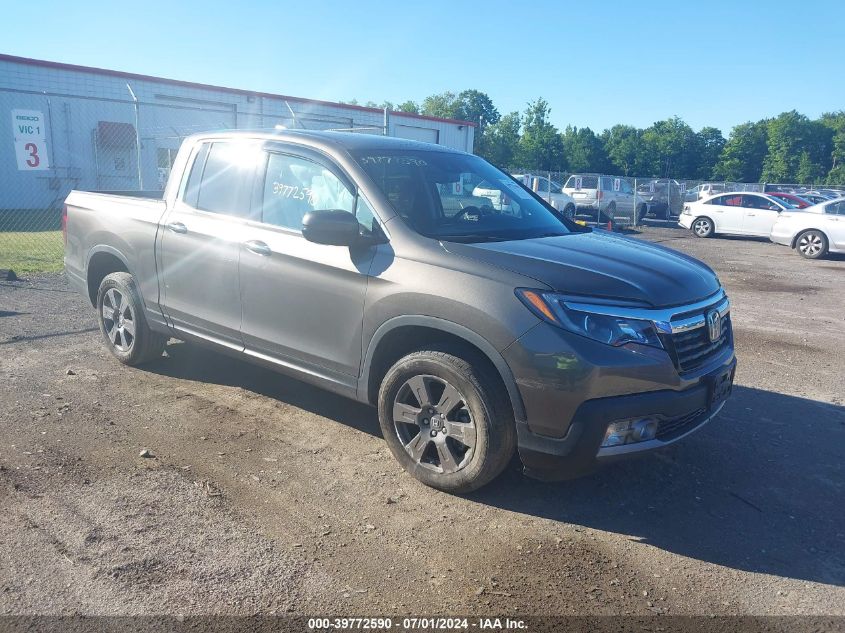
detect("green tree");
top-left (396, 100), bottom-right (420, 114)
top-left (820, 111), bottom-right (845, 183)
top-left (640, 117), bottom-right (699, 178)
top-left (761, 111), bottom-right (832, 182)
top-left (712, 121), bottom-right (769, 182)
top-left (477, 111), bottom-right (521, 167)
top-left (517, 98), bottom-right (566, 170)
top-left (453, 90), bottom-right (500, 129)
top-left (602, 125), bottom-right (645, 176)
top-left (561, 126), bottom-right (610, 173)
top-left (420, 92), bottom-right (460, 119)
top-left (694, 127), bottom-right (726, 179)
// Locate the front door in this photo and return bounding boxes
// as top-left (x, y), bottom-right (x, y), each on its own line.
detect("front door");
top-left (741, 194), bottom-right (783, 236)
top-left (237, 148), bottom-right (377, 379)
top-left (706, 194), bottom-right (744, 233)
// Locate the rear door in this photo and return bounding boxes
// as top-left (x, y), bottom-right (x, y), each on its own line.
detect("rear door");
top-left (741, 194), bottom-right (784, 236)
top-left (704, 194), bottom-right (744, 233)
top-left (824, 201), bottom-right (845, 249)
top-left (237, 146), bottom-right (376, 379)
top-left (159, 140), bottom-right (261, 348)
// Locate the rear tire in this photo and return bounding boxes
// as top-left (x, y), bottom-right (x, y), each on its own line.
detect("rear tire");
top-left (96, 272), bottom-right (166, 366)
top-left (692, 216), bottom-right (714, 238)
top-left (600, 203), bottom-right (616, 229)
top-left (796, 229), bottom-right (828, 259)
top-left (377, 346), bottom-right (516, 494)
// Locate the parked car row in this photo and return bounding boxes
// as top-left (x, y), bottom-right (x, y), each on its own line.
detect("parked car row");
top-left (679, 191), bottom-right (845, 259)
top-left (561, 174), bottom-right (647, 225)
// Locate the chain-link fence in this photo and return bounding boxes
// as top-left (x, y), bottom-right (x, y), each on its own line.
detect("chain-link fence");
top-left (0, 86), bottom-right (390, 275)
top-left (505, 169), bottom-right (845, 230)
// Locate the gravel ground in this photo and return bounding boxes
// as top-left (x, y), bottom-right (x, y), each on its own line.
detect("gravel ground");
top-left (0, 225), bottom-right (843, 618)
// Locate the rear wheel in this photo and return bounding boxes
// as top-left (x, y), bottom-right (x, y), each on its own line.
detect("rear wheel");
top-left (377, 346), bottom-right (515, 494)
top-left (96, 272), bottom-right (166, 365)
top-left (600, 203), bottom-right (616, 229)
top-left (796, 229), bottom-right (828, 259)
top-left (692, 216), bottom-right (714, 238)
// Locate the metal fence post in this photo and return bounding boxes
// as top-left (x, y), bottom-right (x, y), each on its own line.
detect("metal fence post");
top-left (126, 83), bottom-right (143, 190)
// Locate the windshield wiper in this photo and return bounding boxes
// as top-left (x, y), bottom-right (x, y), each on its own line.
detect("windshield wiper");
top-left (436, 234), bottom-right (512, 243)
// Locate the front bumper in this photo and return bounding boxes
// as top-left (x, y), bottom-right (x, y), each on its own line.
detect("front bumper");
top-left (503, 319), bottom-right (736, 481)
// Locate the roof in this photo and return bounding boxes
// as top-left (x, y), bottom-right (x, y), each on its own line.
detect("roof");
top-left (0, 53), bottom-right (477, 128)
top-left (187, 129), bottom-right (468, 154)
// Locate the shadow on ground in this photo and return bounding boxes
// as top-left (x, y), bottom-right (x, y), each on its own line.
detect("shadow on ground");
top-left (144, 343), bottom-right (844, 587)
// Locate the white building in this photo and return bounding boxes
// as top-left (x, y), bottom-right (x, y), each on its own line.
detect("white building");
top-left (0, 53), bottom-right (475, 219)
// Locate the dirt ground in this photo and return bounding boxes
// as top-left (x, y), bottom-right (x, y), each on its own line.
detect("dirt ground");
top-left (0, 225), bottom-right (843, 618)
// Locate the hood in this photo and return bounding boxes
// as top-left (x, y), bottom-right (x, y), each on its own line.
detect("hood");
top-left (443, 230), bottom-right (720, 308)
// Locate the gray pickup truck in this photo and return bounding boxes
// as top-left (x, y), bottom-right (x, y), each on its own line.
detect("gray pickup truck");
top-left (64, 130), bottom-right (736, 493)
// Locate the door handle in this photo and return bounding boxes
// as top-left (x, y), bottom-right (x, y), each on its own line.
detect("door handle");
top-left (244, 240), bottom-right (272, 256)
top-left (166, 222), bottom-right (187, 234)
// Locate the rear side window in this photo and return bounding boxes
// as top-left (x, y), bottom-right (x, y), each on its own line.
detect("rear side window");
top-left (181, 144), bottom-right (209, 207)
top-left (711, 195), bottom-right (742, 207)
top-left (825, 201), bottom-right (845, 215)
top-left (601, 177), bottom-right (613, 191)
top-left (193, 142), bottom-right (261, 217)
top-left (564, 175), bottom-right (598, 189)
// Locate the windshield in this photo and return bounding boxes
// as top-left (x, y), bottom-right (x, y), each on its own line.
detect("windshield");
top-left (353, 150), bottom-right (576, 242)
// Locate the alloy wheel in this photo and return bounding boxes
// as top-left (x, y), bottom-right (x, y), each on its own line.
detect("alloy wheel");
top-left (392, 375), bottom-right (476, 474)
top-left (798, 232), bottom-right (823, 257)
top-left (101, 288), bottom-right (135, 352)
top-left (693, 218), bottom-right (711, 236)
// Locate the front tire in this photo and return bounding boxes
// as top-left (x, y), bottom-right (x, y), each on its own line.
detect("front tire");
top-left (796, 230), bottom-right (828, 259)
top-left (563, 204), bottom-right (575, 220)
top-left (96, 272), bottom-right (166, 365)
top-left (377, 347), bottom-right (516, 494)
top-left (692, 216), bottom-right (714, 238)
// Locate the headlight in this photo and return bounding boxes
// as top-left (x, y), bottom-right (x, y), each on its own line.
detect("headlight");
top-left (516, 289), bottom-right (663, 348)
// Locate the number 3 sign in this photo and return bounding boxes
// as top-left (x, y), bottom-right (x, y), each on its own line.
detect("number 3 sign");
top-left (12, 109), bottom-right (49, 171)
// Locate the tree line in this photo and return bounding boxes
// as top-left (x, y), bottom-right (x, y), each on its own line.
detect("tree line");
top-left (345, 91), bottom-right (845, 184)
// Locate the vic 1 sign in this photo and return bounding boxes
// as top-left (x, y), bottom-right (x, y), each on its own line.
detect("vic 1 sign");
top-left (12, 109), bottom-right (49, 171)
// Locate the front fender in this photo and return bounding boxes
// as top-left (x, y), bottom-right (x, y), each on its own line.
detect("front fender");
top-left (358, 315), bottom-right (527, 423)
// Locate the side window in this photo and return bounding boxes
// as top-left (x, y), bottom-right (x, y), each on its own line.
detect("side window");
top-left (601, 177), bottom-right (613, 191)
top-left (722, 195), bottom-right (743, 207)
top-left (356, 197), bottom-right (378, 234)
top-left (195, 142), bottom-right (261, 217)
top-left (620, 180), bottom-right (633, 194)
top-left (825, 201), bottom-right (845, 215)
top-left (261, 153), bottom-right (355, 231)
top-left (181, 143), bottom-right (209, 207)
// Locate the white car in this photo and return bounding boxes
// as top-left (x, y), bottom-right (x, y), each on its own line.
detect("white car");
top-left (770, 197), bottom-right (845, 259)
top-left (473, 174), bottom-right (576, 218)
top-left (678, 192), bottom-right (791, 238)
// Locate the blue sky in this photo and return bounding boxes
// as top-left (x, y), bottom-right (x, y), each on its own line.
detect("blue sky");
top-left (2, 0), bottom-right (843, 135)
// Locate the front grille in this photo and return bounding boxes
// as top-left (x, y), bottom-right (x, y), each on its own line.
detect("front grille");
top-left (656, 408), bottom-right (706, 441)
top-left (668, 314), bottom-right (731, 373)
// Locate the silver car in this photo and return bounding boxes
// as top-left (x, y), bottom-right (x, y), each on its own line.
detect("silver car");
top-left (562, 174), bottom-right (645, 225)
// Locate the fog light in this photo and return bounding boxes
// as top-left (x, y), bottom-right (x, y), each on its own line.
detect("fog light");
top-left (601, 417), bottom-right (659, 447)
top-left (631, 418), bottom-right (659, 442)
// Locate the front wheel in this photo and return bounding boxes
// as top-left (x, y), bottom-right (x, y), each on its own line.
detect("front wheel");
top-left (692, 216), bottom-right (714, 238)
top-left (377, 347), bottom-right (516, 494)
top-left (562, 204), bottom-right (575, 220)
top-left (796, 229), bottom-right (828, 259)
top-left (96, 272), bottom-right (167, 365)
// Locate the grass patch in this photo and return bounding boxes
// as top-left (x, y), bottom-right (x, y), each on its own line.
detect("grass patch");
top-left (0, 231), bottom-right (64, 274)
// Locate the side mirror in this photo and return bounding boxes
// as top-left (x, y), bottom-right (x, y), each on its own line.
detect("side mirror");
top-left (302, 210), bottom-right (361, 246)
